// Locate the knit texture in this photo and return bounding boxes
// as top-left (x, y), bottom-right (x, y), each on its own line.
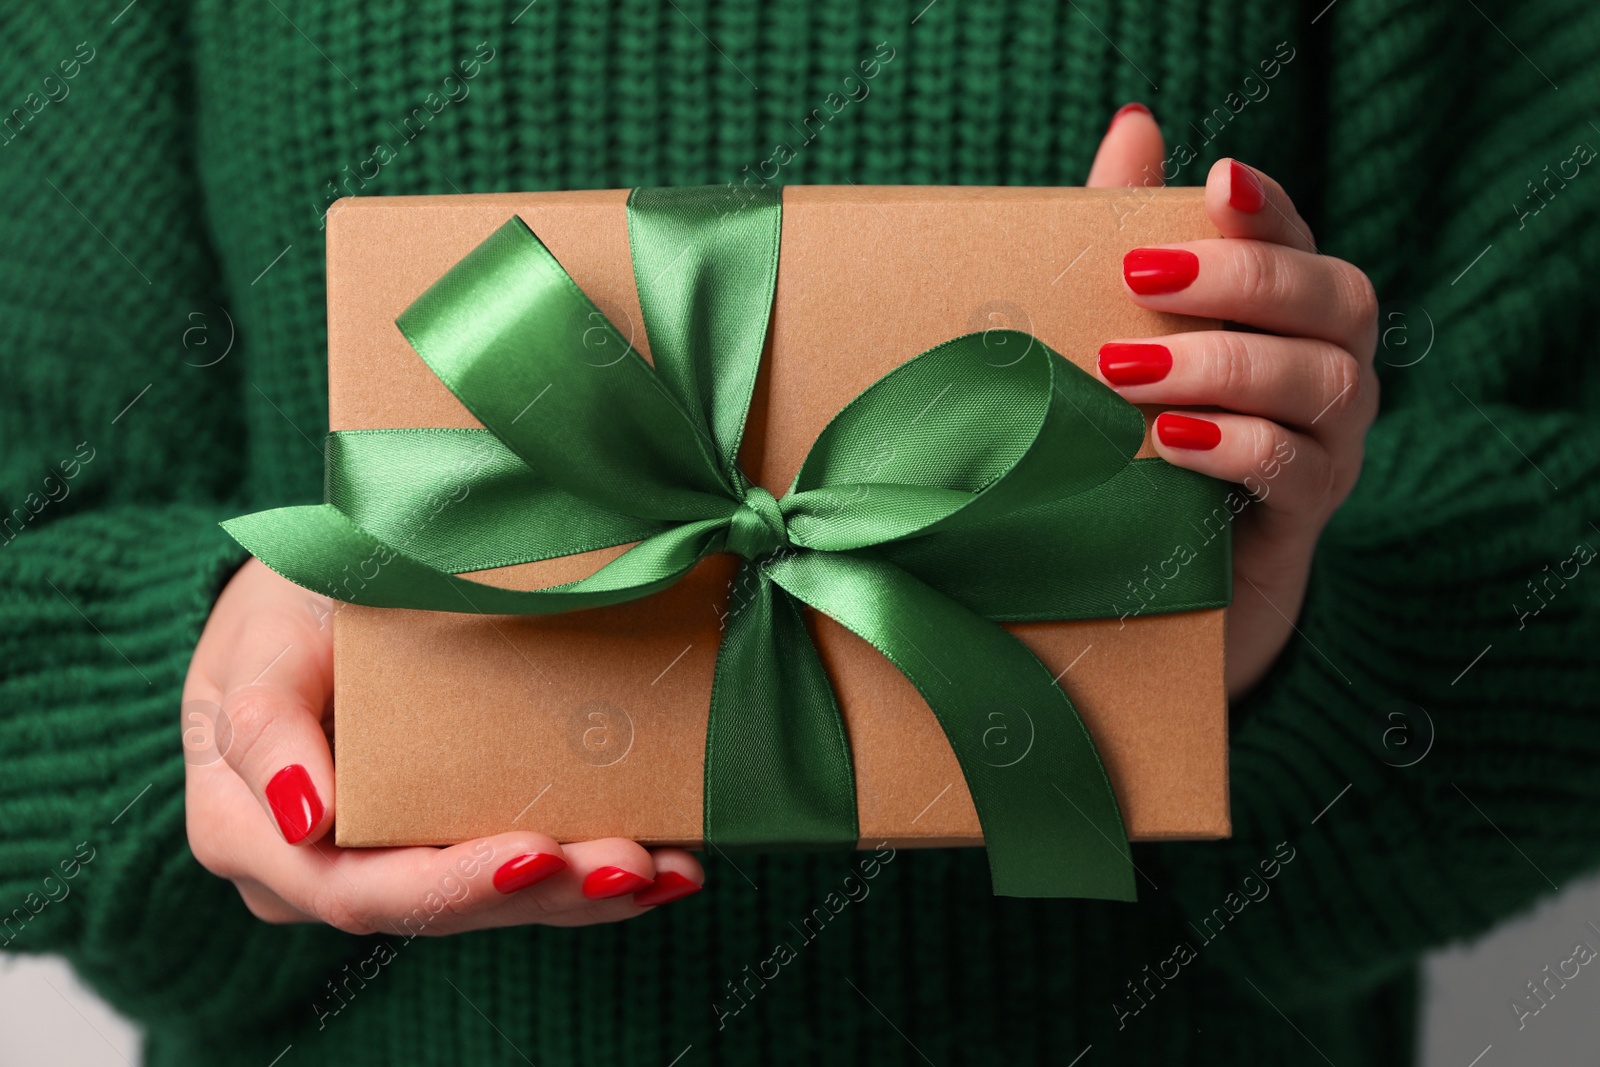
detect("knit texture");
top-left (1, 1), bottom-right (1598, 1064)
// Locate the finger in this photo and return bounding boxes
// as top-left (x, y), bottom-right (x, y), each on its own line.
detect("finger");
top-left (495, 842), bottom-right (706, 920)
top-left (1120, 240), bottom-right (1379, 355)
top-left (1086, 103), bottom-right (1165, 189)
top-left (634, 847), bottom-right (705, 907)
top-left (562, 837), bottom-right (659, 899)
top-left (257, 831), bottom-right (572, 936)
top-left (478, 841), bottom-right (702, 924)
top-left (219, 636), bottom-right (336, 847)
top-left (1150, 412), bottom-right (1334, 517)
top-left (233, 876), bottom-right (309, 925)
top-left (1204, 157), bottom-right (1318, 253)
top-left (485, 837), bottom-right (669, 928)
top-left (1096, 332), bottom-right (1364, 434)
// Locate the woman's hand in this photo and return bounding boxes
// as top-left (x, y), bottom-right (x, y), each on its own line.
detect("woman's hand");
top-left (183, 559), bottom-right (704, 934)
top-left (1088, 105), bottom-right (1379, 698)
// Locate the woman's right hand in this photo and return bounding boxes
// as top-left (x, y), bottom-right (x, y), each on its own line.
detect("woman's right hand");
top-left (182, 559), bottom-right (704, 935)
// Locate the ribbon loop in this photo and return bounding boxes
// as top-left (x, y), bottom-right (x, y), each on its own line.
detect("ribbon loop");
top-left (395, 217), bottom-right (735, 522)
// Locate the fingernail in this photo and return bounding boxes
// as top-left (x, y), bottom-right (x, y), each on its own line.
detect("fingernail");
top-left (1098, 342), bottom-right (1172, 386)
top-left (1155, 413), bottom-right (1222, 450)
top-left (265, 764), bottom-right (323, 844)
top-left (1123, 248), bottom-right (1199, 295)
top-left (1108, 102), bottom-right (1151, 131)
top-left (1229, 160), bottom-right (1266, 213)
top-left (582, 866), bottom-right (653, 899)
top-left (493, 853), bottom-right (567, 894)
top-left (633, 871), bottom-right (704, 907)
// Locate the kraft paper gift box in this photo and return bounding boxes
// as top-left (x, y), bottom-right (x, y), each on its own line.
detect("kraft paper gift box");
top-left (313, 185), bottom-right (1231, 869)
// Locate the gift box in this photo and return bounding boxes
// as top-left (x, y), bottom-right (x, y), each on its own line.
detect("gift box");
top-left (229, 185), bottom-right (1232, 900)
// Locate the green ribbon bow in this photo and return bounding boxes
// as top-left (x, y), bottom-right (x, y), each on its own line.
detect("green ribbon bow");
top-left (225, 185), bottom-right (1230, 900)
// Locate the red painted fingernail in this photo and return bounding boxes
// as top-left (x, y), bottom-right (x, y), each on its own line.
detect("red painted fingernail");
top-left (1123, 248), bottom-right (1199, 295)
top-left (265, 764), bottom-right (323, 844)
top-left (1108, 102), bottom-right (1151, 131)
top-left (1229, 160), bottom-right (1266, 213)
top-left (1155, 413), bottom-right (1222, 450)
top-left (633, 871), bottom-right (704, 907)
top-left (1098, 342), bottom-right (1173, 386)
top-left (582, 866), bottom-right (653, 899)
top-left (493, 853), bottom-right (567, 894)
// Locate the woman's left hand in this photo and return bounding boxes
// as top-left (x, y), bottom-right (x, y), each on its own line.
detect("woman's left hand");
top-left (1087, 105), bottom-right (1380, 698)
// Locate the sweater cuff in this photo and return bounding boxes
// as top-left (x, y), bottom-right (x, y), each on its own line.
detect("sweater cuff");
top-left (1157, 508), bottom-right (1600, 1004)
top-left (0, 504), bottom-right (351, 1034)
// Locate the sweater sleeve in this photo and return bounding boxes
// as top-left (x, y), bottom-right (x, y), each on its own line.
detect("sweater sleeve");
top-left (1158, 0), bottom-right (1600, 1003)
top-left (0, 2), bottom-right (350, 1036)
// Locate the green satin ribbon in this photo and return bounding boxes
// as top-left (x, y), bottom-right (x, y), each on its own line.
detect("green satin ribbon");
top-left (224, 185), bottom-right (1231, 900)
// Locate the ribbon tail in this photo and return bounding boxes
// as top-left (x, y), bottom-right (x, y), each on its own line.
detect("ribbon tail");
top-left (769, 550), bottom-right (1136, 901)
top-left (703, 557), bottom-right (859, 851)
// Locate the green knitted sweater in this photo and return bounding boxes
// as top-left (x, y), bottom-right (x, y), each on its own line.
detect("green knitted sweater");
top-left (2, 1), bottom-right (1597, 1063)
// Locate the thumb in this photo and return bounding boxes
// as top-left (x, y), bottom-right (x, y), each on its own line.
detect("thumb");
top-left (1086, 103), bottom-right (1166, 189)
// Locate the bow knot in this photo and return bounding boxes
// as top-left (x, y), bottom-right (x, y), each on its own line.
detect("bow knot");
top-left (726, 485), bottom-right (790, 561)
